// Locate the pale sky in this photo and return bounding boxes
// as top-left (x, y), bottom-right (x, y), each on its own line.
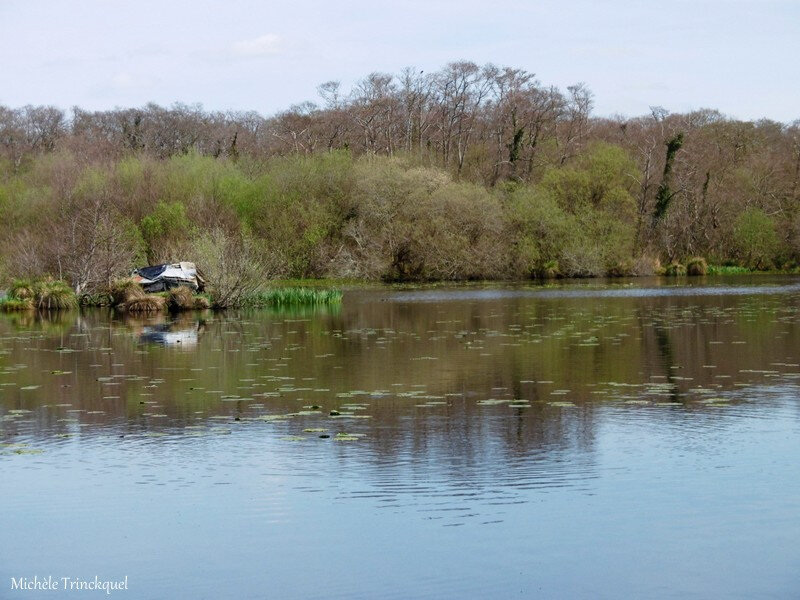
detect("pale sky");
top-left (1, 0), bottom-right (798, 121)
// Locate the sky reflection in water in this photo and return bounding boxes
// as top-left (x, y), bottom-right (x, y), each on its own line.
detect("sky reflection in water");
top-left (1, 278), bottom-right (799, 599)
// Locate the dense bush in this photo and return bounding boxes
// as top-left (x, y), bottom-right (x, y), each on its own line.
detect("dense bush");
top-left (0, 140), bottom-right (796, 290)
top-left (2, 61), bottom-right (800, 282)
top-left (334, 158), bottom-right (510, 280)
top-left (507, 144), bottom-right (637, 278)
top-left (732, 208), bottom-right (780, 270)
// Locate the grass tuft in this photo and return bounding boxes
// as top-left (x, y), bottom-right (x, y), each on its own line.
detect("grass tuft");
top-left (0, 298), bottom-right (34, 312)
top-left (10, 280), bottom-right (34, 300)
top-left (193, 295), bottom-right (211, 310)
top-left (686, 257), bottom-right (708, 276)
top-left (165, 286), bottom-right (196, 311)
top-left (123, 295), bottom-right (166, 312)
top-left (2, 278), bottom-right (77, 311)
top-left (663, 262), bottom-right (687, 276)
top-left (36, 281), bottom-right (77, 309)
top-left (108, 278), bottom-right (145, 306)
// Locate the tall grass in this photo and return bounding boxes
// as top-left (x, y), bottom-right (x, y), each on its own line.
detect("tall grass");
top-left (707, 265), bottom-right (753, 275)
top-left (241, 287), bottom-right (343, 308)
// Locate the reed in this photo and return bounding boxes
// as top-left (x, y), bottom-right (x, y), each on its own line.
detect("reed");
top-left (240, 287), bottom-right (343, 308)
top-left (707, 265), bottom-right (752, 275)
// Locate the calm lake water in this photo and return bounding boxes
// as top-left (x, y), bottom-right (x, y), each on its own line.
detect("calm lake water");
top-left (2, 277), bottom-right (800, 599)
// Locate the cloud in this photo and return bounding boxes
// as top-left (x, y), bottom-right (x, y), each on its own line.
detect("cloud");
top-left (231, 34), bottom-right (281, 57)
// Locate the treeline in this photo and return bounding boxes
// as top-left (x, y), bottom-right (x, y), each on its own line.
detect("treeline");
top-left (1, 61), bottom-right (799, 291)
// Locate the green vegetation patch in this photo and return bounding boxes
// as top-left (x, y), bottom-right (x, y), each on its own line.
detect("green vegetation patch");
top-left (241, 287), bottom-right (343, 308)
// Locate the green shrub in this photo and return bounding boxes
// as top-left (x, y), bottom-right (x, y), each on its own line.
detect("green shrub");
top-left (506, 144), bottom-right (637, 278)
top-left (4, 279), bottom-right (77, 310)
top-left (733, 208), bottom-right (779, 270)
top-left (140, 201), bottom-right (194, 262)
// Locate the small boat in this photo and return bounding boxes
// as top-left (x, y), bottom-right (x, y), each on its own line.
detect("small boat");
top-left (131, 262), bottom-right (206, 293)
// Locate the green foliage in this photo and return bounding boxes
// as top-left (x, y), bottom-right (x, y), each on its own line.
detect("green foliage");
top-left (241, 287), bottom-right (343, 307)
top-left (160, 152), bottom-right (227, 205)
top-left (140, 201), bottom-right (193, 261)
top-left (10, 279), bottom-right (34, 300)
top-left (507, 144), bottom-right (637, 278)
top-left (706, 265), bottom-right (752, 275)
top-left (733, 208), bottom-right (779, 269)
top-left (539, 260), bottom-right (561, 279)
top-left (0, 136), bottom-right (795, 288)
top-left (74, 167), bottom-right (111, 200)
top-left (116, 156), bottom-right (146, 195)
top-left (239, 152), bottom-right (355, 277)
top-left (193, 295), bottom-right (211, 309)
top-left (345, 157), bottom-right (508, 280)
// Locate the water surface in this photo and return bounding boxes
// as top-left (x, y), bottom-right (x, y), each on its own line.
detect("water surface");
top-left (2, 277), bottom-right (799, 598)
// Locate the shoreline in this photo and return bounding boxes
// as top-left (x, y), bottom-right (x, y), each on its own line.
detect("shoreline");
top-left (2, 271), bottom-right (798, 311)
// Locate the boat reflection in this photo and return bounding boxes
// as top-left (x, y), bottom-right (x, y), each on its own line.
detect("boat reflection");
top-left (140, 322), bottom-right (202, 347)
top-left (117, 313), bottom-right (206, 347)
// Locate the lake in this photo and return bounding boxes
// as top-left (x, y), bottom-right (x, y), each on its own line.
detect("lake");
top-left (2, 277), bottom-right (799, 599)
